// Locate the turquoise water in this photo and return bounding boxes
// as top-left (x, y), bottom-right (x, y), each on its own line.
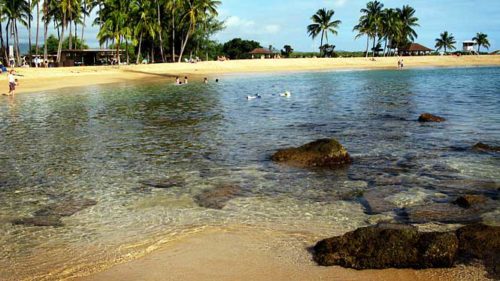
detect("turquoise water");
top-left (0, 67), bottom-right (499, 279)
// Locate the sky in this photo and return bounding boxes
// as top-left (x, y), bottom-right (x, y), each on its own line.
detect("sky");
top-left (18, 0), bottom-right (500, 52)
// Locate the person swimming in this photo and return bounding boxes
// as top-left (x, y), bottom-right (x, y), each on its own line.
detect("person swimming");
top-left (175, 76), bottom-right (181, 84)
top-left (204, 77), bottom-right (208, 84)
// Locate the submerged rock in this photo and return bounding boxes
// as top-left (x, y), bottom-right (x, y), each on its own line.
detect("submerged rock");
top-left (418, 113), bottom-right (446, 123)
top-left (12, 198), bottom-right (97, 227)
top-left (271, 139), bottom-right (352, 168)
top-left (453, 195), bottom-right (488, 209)
top-left (140, 179), bottom-right (184, 189)
top-left (313, 223), bottom-right (458, 269)
top-left (472, 142), bottom-right (500, 153)
top-left (194, 184), bottom-right (241, 209)
top-left (34, 198), bottom-right (97, 217)
top-left (12, 216), bottom-right (64, 227)
top-left (404, 203), bottom-right (487, 224)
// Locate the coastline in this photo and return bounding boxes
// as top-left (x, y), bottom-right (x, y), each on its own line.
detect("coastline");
top-left (74, 227), bottom-right (491, 281)
top-left (5, 55), bottom-right (500, 95)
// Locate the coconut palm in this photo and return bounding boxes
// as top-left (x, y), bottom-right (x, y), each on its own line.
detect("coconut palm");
top-left (307, 8), bottom-right (341, 57)
top-left (380, 8), bottom-right (401, 56)
top-left (359, 1), bottom-right (383, 57)
top-left (472, 33), bottom-right (490, 53)
top-left (353, 15), bottom-right (371, 57)
top-left (3, 0), bottom-right (31, 65)
top-left (132, 0), bottom-right (156, 64)
top-left (395, 5), bottom-right (419, 49)
top-left (435, 31), bottom-right (456, 53)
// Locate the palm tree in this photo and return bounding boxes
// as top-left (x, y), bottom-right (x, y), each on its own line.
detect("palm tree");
top-left (395, 5), bottom-right (419, 50)
top-left (132, 0), bottom-right (156, 64)
top-left (177, 0), bottom-right (220, 63)
top-left (97, 0), bottom-right (132, 64)
top-left (472, 33), bottom-right (490, 53)
top-left (4, 0), bottom-right (31, 65)
top-left (435, 31), bottom-right (455, 53)
top-left (353, 15), bottom-right (370, 57)
top-left (307, 8), bottom-right (341, 57)
top-left (359, 1), bottom-right (383, 57)
top-left (380, 8), bottom-right (401, 56)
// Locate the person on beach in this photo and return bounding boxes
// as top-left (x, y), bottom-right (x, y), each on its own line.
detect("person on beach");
top-left (397, 59), bottom-right (401, 69)
top-left (8, 70), bottom-right (18, 96)
top-left (184, 76), bottom-right (188, 84)
top-left (400, 59), bottom-right (404, 69)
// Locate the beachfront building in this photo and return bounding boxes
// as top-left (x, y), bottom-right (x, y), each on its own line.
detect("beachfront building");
top-left (463, 41), bottom-right (477, 53)
top-left (399, 43), bottom-right (433, 56)
top-left (59, 49), bottom-right (124, 66)
top-left (249, 48), bottom-right (275, 59)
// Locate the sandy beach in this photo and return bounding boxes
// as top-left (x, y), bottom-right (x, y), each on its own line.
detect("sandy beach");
top-left (5, 55), bottom-right (500, 95)
top-left (74, 226), bottom-right (491, 281)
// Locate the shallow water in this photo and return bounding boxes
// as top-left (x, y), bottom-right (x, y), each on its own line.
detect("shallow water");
top-left (0, 67), bottom-right (499, 280)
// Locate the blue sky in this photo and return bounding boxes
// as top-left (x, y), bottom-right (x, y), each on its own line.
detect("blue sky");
top-left (18, 0), bottom-right (500, 52)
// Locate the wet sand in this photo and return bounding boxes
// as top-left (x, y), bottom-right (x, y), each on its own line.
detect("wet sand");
top-left (74, 227), bottom-right (492, 281)
top-left (4, 55), bottom-right (500, 95)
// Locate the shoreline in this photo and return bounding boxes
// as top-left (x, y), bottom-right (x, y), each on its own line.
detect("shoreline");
top-left (3, 56), bottom-right (499, 95)
top-left (73, 227), bottom-right (491, 281)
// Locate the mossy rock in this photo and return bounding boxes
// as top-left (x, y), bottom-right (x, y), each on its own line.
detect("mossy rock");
top-left (418, 113), bottom-right (446, 123)
top-left (271, 139), bottom-right (352, 168)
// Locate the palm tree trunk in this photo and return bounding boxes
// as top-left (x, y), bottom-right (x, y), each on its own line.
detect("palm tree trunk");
top-left (69, 19), bottom-right (72, 50)
top-left (14, 21), bottom-right (21, 66)
top-left (0, 20), bottom-right (6, 63)
top-left (319, 30), bottom-right (324, 57)
top-left (57, 13), bottom-right (66, 64)
top-left (44, 16), bottom-right (48, 66)
top-left (28, 0), bottom-right (32, 58)
top-left (171, 11), bottom-right (176, 62)
top-left (36, 2), bottom-right (40, 56)
top-left (81, 1), bottom-right (86, 46)
top-left (136, 32), bottom-right (143, 64)
top-left (6, 21), bottom-right (10, 66)
top-left (116, 36), bottom-right (120, 64)
top-left (372, 36), bottom-right (376, 58)
top-left (178, 31), bottom-right (191, 63)
top-left (383, 39), bottom-right (387, 57)
top-left (365, 35), bottom-right (369, 58)
top-left (157, 0), bottom-right (165, 62)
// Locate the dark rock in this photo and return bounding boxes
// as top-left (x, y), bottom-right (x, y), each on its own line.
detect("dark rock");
top-left (194, 184), bottom-right (241, 209)
top-left (313, 223), bottom-right (458, 269)
top-left (418, 113), bottom-right (446, 123)
top-left (456, 224), bottom-right (500, 278)
top-left (12, 216), bottom-right (63, 227)
top-left (271, 139), bottom-right (351, 168)
top-left (140, 179), bottom-right (183, 189)
top-left (472, 142), bottom-right (500, 153)
top-left (34, 198), bottom-right (97, 217)
top-left (453, 195), bottom-right (488, 209)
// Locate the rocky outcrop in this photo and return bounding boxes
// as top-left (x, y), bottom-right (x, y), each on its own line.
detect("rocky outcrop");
top-left (472, 142), bottom-right (500, 153)
top-left (313, 223), bottom-right (458, 269)
top-left (313, 223), bottom-right (499, 275)
top-left (12, 198), bottom-right (97, 227)
top-left (418, 113), bottom-right (446, 123)
top-left (194, 185), bottom-right (241, 209)
top-left (456, 224), bottom-right (500, 278)
top-left (271, 139), bottom-right (352, 168)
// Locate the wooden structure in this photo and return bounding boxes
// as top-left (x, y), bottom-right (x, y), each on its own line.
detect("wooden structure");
top-left (249, 48), bottom-right (274, 59)
top-left (59, 49), bottom-right (124, 66)
top-left (462, 41), bottom-right (476, 53)
top-left (400, 43), bottom-right (433, 56)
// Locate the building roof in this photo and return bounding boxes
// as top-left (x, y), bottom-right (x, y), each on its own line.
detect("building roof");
top-left (61, 49), bottom-right (123, 53)
top-left (463, 40), bottom-right (476, 44)
top-left (249, 48), bottom-right (274, 55)
top-left (401, 43), bottom-right (433, 52)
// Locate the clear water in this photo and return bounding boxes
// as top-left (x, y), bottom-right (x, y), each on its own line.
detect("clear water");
top-left (0, 67), bottom-right (499, 280)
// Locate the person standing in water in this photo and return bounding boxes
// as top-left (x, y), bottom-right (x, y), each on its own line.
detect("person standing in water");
top-left (8, 70), bottom-right (18, 96)
top-left (204, 77), bottom-right (208, 84)
top-left (184, 76), bottom-right (188, 84)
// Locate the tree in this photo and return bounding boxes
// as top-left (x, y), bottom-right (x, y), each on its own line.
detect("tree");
top-left (360, 1), bottom-right (384, 57)
top-left (307, 8), bottom-right (341, 57)
top-left (3, 0), bottom-right (31, 65)
top-left (281, 45), bottom-right (293, 58)
top-left (395, 5), bottom-right (419, 50)
top-left (435, 31), bottom-right (456, 53)
top-left (472, 33), bottom-right (490, 53)
top-left (222, 38), bottom-right (260, 59)
top-left (353, 15), bottom-right (371, 57)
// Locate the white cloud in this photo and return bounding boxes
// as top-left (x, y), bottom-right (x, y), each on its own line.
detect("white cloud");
top-left (225, 16), bottom-right (255, 28)
top-left (333, 0), bottom-right (347, 7)
top-left (264, 24), bottom-right (281, 34)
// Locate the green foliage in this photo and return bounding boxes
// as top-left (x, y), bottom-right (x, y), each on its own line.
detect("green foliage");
top-left (435, 31), bottom-right (456, 53)
top-left (307, 8), bottom-right (341, 57)
top-left (472, 33), bottom-right (490, 53)
top-left (320, 44), bottom-right (336, 57)
top-left (222, 38), bottom-right (261, 59)
top-left (281, 45), bottom-right (294, 58)
top-left (32, 35), bottom-right (88, 54)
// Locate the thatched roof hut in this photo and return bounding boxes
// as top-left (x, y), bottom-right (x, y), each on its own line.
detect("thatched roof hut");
top-left (249, 48), bottom-right (274, 55)
top-left (400, 43), bottom-right (433, 55)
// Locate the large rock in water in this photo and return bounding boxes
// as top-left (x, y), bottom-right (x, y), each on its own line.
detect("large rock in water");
top-left (271, 139), bottom-right (351, 168)
top-left (472, 142), bottom-right (500, 153)
top-left (418, 113), bottom-right (446, 123)
top-left (313, 223), bottom-right (458, 269)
